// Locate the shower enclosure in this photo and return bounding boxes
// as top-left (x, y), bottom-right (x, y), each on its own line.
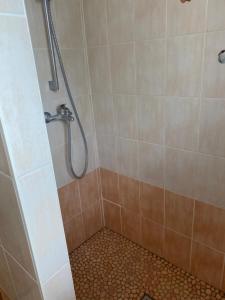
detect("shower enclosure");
top-left (1, 0), bottom-right (225, 299)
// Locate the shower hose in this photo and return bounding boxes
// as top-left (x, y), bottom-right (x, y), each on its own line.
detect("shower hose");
top-left (46, 0), bottom-right (88, 179)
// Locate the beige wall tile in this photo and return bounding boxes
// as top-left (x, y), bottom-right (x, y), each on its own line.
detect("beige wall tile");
top-left (203, 31), bottom-right (225, 98)
top-left (43, 263), bottom-right (75, 300)
top-left (101, 168), bottom-right (119, 204)
top-left (141, 218), bottom-right (164, 257)
top-left (88, 46), bottom-right (111, 93)
top-left (199, 99), bottom-right (225, 158)
top-left (103, 200), bottom-right (121, 234)
top-left (114, 94), bottom-right (138, 139)
top-left (207, 0), bottom-right (225, 31)
top-left (61, 48), bottom-right (88, 97)
top-left (167, 0), bottom-right (206, 36)
top-left (83, 0), bottom-right (107, 46)
top-left (7, 254), bottom-right (41, 300)
top-left (97, 134), bottom-right (117, 171)
top-left (165, 148), bottom-right (197, 198)
top-left (167, 35), bottom-right (203, 97)
top-left (117, 138), bottom-right (138, 178)
top-left (0, 247), bottom-right (16, 300)
top-left (0, 174), bottom-right (35, 277)
top-left (165, 191), bottom-right (194, 237)
top-left (25, 0), bottom-right (48, 49)
top-left (164, 229), bottom-right (191, 272)
top-left (136, 40), bottom-right (165, 95)
top-left (165, 97), bottom-right (199, 150)
top-left (54, 0), bottom-right (83, 49)
top-left (139, 142), bottom-right (164, 187)
top-left (17, 165), bottom-right (69, 284)
top-left (64, 215), bottom-right (85, 252)
top-left (0, 0), bottom-right (24, 14)
top-left (194, 201), bottom-right (225, 253)
top-left (110, 43), bottom-right (135, 93)
top-left (134, 0), bottom-right (165, 40)
top-left (107, 0), bottom-right (134, 44)
top-left (93, 94), bottom-right (115, 134)
top-left (195, 154), bottom-right (225, 209)
top-left (191, 242), bottom-right (224, 289)
top-left (138, 95), bottom-right (164, 144)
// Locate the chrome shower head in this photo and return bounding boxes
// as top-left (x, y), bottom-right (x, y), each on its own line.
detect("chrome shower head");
top-left (218, 50), bottom-right (225, 64)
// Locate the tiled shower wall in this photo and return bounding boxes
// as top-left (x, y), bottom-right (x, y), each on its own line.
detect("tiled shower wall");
top-left (25, 0), bottom-right (103, 251)
top-left (83, 0), bottom-right (225, 291)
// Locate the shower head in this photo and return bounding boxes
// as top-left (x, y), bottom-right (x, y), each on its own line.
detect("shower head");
top-left (218, 50), bottom-right (225, 64)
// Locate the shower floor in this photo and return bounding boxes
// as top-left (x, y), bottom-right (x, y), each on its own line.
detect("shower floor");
top-left (70, 228), bottom-right (225, 300)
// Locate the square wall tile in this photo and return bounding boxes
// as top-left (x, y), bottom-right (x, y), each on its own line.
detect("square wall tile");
top-left (79, 170), bottom-right (99, 210)
top-left (0, 247), bottom-right (16, 300)
top-left (194, 201), bottom-right (225, 252)
top-left (136, 40), bottom-right (165, 95)
top-left (141, 217), bottom-right (164, 256)
top-left (203, 31), bottom-right (225, 98)
top-left (58, 180), bottom-right (81, 224)
top-left (101, 168), bottom-right (119, 204)
top-left (0, 15), bottom-right (51, 177)
top-left (167, 35), bottom-right (203, 97)
top-left (0, 0), bottom-right (24, 14)
top-left (165, 148), bottom-right (197, 199)
top-left (83, 0), bottom-right (107, 46)
top-left (54, 0), bottom-right (83, 49)
top-left (7, 254), bottom-right (41, 300)
top-left (61, 48), bottom-right (88, 97)
top-left (165, 191), bottom-right (194, 237)
top-left (119, 175), bottom-right (140, 214)
top-left (107, 0), bottom-right (134, 44)
top-left (25, 0), bottom-right (48, 48)
top-left (64, 215), bottom-right (85, 253)
top-left (191, 242), bottom-right (224, 289)
top-left (199, 99), bottom-right (225, 158)
top-left (83, 202), bottom-right (102, 239)
top-left (88, 47), bottom-right (111, 94)
top-left (103, 200), bottom-right (121, 234)
top-left (222, 269), bottom-right (225, 292)
top-left (140, 182), bottom-right (164, 225)
top-left (207, 0), bottom-right (225, 31)
top-left (165, 97), bottom-right (199, 151)
top-left (134, 0), bottom-right (165, 40)
top-left (93, 94), bottom-right (115, 135)
top-left (17, 165), bottom-right (69, 284)
top-left (97, 135), bottom-right (117, 172)
top-left (43, 263), bottom-right (75, 300)
top-left (139, 142), bottom-right (164, 187)
top-left (195, 154), bottom-right (225, 209)
top-left (0, 174), bottom-right (35, 277)
top-left (164, 229), bottom-right (191, 272)
top-left (114, 94), bottom-right (138, 139)
top-left (121, 209), bottom-right (141, 244)
top-left (138, 96), bottom-right (164, 144)
top-left (110, 43), bottom-right (135, 94)
top-left (117, 138), bottom-right (138, 178)
top-left (167, 0), bottom-right (206, 36)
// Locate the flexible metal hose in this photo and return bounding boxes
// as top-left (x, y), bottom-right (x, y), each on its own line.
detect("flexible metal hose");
top-left (46, 0), bottom-right (88, 179)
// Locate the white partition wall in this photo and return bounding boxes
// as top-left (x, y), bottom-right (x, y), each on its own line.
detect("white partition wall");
top-left (0, 1), bottom-right (76, 299)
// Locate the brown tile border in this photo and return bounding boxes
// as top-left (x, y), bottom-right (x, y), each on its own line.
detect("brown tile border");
top-left (100, 167), bottom-right (225, 292)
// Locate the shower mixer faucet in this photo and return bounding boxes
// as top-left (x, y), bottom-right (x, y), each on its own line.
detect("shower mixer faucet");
top-left (44, 104), bottom-right (74, 123)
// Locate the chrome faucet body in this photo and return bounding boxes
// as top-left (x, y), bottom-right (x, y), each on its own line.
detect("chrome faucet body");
top-left (44, 104), bottom-right (74, 123)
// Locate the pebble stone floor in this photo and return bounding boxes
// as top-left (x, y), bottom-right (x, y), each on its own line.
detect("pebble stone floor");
top-left (70, 228), bottom-right (225, 300)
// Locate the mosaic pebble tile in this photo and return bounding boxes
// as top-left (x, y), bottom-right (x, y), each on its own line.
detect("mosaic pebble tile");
top-left (70, 228), bottom-right (225, 300)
